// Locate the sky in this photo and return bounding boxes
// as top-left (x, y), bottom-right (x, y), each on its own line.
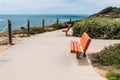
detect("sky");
top-left (0, 0), bottom-right (120, 14)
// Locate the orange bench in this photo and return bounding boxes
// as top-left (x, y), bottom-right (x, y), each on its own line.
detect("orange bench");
top-left (70, 32), bottom-right (92, 59)
top-left (62, 24), bottom-right (71, 36)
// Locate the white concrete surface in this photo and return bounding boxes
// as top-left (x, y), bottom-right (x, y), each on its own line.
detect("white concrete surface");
top-left (0, 29), bottom-right (120, 80)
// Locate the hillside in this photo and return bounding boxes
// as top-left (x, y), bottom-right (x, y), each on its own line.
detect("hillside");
top-left (90, 6), bottom-right (120, 18)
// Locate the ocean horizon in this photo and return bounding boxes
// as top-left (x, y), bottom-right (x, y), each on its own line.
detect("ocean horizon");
top-left (0, 14), bottom-right (90, 31)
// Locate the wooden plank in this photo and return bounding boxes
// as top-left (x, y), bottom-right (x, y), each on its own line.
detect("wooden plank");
top-left (8, 20), bottom-right (12, 45)
top-left (76, 42), bottom-right (82, 54)
top-left (80, 32), bottom-right (91, 52)
top-left (74, 41), bottom-right (78, 53)
top-left (71, 40), bottom-right (75, 53)
top-left (27, 20), bottom-right (30, 37)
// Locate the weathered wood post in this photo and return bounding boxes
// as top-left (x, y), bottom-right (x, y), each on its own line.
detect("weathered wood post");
top-left (42, 19), bottom-right (45, 32)
top-left (70, 18), bottom-right (72, 22)
top-left (56, 18), bottom-right (59, 24)
top-left (8, 20), bottom-right (12, 45)
top-left (27, 20), bottom-right (30, 37)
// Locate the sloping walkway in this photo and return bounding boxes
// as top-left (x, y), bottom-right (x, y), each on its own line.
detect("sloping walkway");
top-left (0, 30), bottom-right (120, 80)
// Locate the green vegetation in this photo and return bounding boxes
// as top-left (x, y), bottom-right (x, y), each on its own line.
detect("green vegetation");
top-left (90, 43), bottom-right (120, 79)
top-left (92, 43), bottom-right (120, 69)
top-left (45, 21), bottom-right (74, 31)
top-left (73, 17), bottom-right (120, 39)
top-left (45, 23), bottom-right (68, 31)
top-left (106, 72), bottom-right (120, 80)
top-left (29, 27), bottom-right (43, 35)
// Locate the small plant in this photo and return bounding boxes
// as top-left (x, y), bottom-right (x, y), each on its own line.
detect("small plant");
top-left (18, 34), bottom-right (27, 37)
top-left (106, 72), bottom-right (120, 80)
top-left (46, 23), bottom-right (68, 31)
top-left (29, 27), bottom-right (43, 35)
top-left (45, 27), bottom-right (54, 31)
top-left (20, 27), bottom-right (25, 30)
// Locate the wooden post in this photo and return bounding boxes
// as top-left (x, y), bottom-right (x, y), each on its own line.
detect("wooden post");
top-left (8, 20), bottom-right (12, 45)
top-left (70, 18), bottom-right (72, 22)
top-left (42, 19), bottom-right (45, 32)
top-left (56, 18), bottom-right (59, 24)
top-left (27, 20), bottom-right (30, 37)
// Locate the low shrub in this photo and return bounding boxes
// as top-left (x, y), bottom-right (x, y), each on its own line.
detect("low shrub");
top-left (94, 43), bottom-right (120, 69)
top-left (12, 29), bottom-right (27, 35)
top-left (73, 17), bottom-right (120, 39)
top-left (45, 27), bottom-right (55, 31)
top-left (106, 72), bottom-right (120, 80)
top-left (45, 23), bottom-right (68, 31)
top-left (29, 27), bottom-right (43, 35)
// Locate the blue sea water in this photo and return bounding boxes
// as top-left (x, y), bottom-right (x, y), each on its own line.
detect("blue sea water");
top-left (0, 14), bottom-right (90, 31)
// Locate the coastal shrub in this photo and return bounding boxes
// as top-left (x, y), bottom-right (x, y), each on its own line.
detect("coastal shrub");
top-left (73, 17), bottom-right (120, 39)
top-left (45, 23), bottom-right (68, 31)
top-left (45, 27), bottom-right (55, 31)
top-left (106, 72), bottom-right (120, 80)
top-left (30, 27), bottom-right (43, 35)
top-left (45, 20), bottom-right (77, 31)
top-left (20, 27), bottom-right (25, 30)
top-left (94, 43), bottom-right (120, 69)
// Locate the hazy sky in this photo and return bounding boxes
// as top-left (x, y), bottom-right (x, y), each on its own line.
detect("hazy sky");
top-left (0, 0), bottom-right (120, 14)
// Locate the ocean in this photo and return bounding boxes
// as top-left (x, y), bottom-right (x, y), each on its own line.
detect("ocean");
top-left (0, 14), bottom-right (90, 31)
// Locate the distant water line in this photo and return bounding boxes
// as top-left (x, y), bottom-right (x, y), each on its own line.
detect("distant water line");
top-left (0, 14), bottom-right (90, 31)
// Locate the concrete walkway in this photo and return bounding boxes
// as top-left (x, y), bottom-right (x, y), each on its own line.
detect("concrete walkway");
top-left (0, 30), bottom-right (120, 80)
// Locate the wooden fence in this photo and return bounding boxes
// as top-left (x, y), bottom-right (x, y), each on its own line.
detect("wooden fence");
top-left (0, 18), bottom-right (72, 45)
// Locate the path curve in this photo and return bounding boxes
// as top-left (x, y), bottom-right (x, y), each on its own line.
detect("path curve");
top-left (0, 30), bottom-right (120, 80)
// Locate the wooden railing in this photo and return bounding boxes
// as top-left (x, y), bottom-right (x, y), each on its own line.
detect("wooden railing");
top-left (0, 18), bottom-right (72, 45)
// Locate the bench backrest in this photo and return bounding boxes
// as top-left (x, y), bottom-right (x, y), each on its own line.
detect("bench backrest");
top-left (66, 26), bottom-right (71, 31)
top-left (80, 32), bottom-right (91, 53)
top-left (66, 24), bottom-right (72, 32)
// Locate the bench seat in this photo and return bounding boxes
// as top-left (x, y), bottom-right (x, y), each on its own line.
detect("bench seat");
top-left (71, 40), bottom-right (83, 54)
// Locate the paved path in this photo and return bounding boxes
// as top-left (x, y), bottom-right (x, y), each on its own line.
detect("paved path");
top-left (0, 30), bottom-right (120, 80)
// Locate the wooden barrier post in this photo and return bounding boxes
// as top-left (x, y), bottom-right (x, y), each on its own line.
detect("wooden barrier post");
top-left (42, 19), bottom-right (45, 32)
top-left (8, 20), bottom-right (12, 45)
top-left (57, 18), bottom-right (59, 24)
top-left (70, 18), bottom-right (72, 22)
top-left (27, 20), bottom-right (30, 37)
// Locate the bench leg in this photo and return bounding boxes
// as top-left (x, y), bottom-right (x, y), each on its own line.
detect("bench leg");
top-left (76, 54), bottom-right (81, 59)
top-left (66, 32), bottom-right (68, 36)
top-left (83, 52), bottom-right (86, 58)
